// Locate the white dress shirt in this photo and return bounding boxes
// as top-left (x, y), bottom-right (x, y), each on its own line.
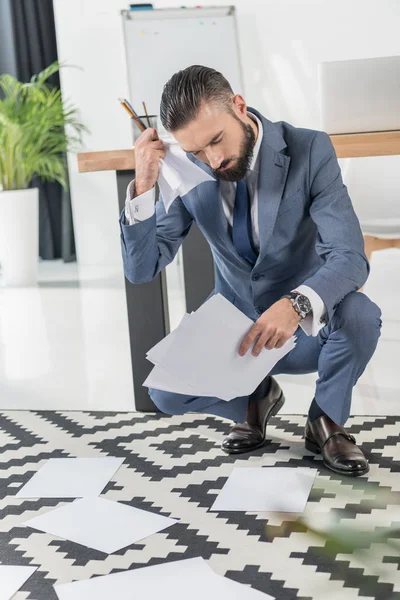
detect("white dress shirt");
top-left (124, 113), bottom-right (326, 336)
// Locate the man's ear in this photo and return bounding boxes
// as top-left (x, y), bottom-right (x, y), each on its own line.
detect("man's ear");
top-left (231, 94), bottom-right (247, 118)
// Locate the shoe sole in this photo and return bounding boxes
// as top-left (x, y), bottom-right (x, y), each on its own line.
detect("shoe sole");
top-left (221, 392), bottom-right (285, 455)
top-left (305, 437), bottom-right (370, 477)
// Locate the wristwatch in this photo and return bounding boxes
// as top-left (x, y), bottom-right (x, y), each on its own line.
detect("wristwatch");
top-left (281, 291), bottom-right (312, 320)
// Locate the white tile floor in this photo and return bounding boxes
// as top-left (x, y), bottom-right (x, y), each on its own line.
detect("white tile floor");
top-left (0, 249), bottom-right (398, 414)
top-left (0, 262), bottom-right (135, 411)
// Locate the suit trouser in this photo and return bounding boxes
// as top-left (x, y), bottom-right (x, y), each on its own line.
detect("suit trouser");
top-left (149, 291), bottom-right (382, 426)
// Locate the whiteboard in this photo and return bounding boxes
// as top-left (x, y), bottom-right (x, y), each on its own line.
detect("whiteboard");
top-left (121, 7), bottom-right (243, 117)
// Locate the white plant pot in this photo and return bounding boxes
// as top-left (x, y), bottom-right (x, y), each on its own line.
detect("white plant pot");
top-left (0, 188), bottom-right (39, 286)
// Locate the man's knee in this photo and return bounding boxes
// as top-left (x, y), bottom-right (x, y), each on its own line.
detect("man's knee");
top-left (333, 292), bottom-right (382, 347)
top-left (148, 388), bottom-right (187, 415)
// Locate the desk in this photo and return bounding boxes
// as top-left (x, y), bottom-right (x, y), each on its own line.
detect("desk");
top-left (77, 129), bottom-right (400, 410)
top-left (77, 130), bottom-right (400, 173)
top-left (329, 130), bottom-right (400, 158)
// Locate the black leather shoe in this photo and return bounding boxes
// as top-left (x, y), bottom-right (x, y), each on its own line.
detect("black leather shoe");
top-left (221, 377), bottom-right (285, 454)
top-left (305, 414), bottom-right (369, 476)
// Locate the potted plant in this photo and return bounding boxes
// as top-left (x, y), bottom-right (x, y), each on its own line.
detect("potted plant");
top-left (0, 61), bottom-right (86, 286)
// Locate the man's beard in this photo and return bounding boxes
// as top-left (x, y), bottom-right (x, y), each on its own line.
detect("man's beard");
top-left (212, 120), bottom-right (256, 182)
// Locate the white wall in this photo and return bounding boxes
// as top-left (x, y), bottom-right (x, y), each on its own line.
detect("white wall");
top-left (53, 0), bottom-right (133, 266)
top-left (53, 0), bottom-right (400, 266)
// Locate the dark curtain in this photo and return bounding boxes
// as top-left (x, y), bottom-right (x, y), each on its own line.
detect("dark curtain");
top-left (3, 0), bottom-right (76, 262)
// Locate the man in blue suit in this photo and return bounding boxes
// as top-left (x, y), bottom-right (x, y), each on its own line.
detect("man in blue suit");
top-left (120, 65), bottom-right (382, 477)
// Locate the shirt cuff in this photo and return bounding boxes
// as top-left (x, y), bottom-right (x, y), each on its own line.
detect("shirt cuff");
top-left (293, 285), bottom-right (327, 337)
top-left (124, 179), bottom-right (156, 225)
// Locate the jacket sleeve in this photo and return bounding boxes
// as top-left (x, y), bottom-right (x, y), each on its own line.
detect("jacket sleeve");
top-left (300, 131), bottom-right (369, 320)
top-left (119, 192), bottom-right (193, 284)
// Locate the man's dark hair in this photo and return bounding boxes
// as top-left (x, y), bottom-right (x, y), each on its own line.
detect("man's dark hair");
top-left (160, 65), bottom-right (234, 131)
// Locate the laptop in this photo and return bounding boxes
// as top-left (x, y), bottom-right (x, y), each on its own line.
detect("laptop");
top-left (318, 55), bottom-right (400, 134)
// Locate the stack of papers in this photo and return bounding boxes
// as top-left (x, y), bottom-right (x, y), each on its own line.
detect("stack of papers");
top-left (144, 294), bottom-right (296, 399)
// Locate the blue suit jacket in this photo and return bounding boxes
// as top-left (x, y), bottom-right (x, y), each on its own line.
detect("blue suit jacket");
top-left (120, 108), bottom-right (369, 322)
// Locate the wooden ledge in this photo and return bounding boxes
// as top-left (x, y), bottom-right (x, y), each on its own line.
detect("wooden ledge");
top-left (331, 130), bottom-right (400, 158)
top-left (77, 130), bottom-right (400, 173)
top-left (77, 149), bottom-right (135, 173)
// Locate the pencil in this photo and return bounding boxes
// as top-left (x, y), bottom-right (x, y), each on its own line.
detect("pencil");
top-left (120, 101), bottom-right (134, 118)
top-left (118, 99), bottom-right (146, 132)
top-left (122, 97), bottom-right (136, 115)
top-left (120, 98), bottom-right (147, 130)
top-left (142, 101), bottom-right (151, 127)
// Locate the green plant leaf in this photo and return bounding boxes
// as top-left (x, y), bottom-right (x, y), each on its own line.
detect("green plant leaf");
top-left (0, 61), bottom-right (88, 190)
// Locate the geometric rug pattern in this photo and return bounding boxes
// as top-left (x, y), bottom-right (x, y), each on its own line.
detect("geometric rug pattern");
top-left (1, 410), bottom-right (400, 599)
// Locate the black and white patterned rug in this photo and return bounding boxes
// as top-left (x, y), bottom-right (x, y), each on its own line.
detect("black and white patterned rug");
top-left (1, 410), bottom-right (400, 600)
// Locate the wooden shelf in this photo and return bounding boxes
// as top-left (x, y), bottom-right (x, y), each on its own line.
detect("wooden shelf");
top-left (77, 149), bottom-right (135, 173)
top-left (330, 130), bottom-right (400, 158)
top-left (77, 130), bottom-right (400, 173)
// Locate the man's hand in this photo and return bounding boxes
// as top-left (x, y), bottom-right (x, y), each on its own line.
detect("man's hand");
top-left (239, 298), bottom-right (301, 357)
top-left (134, 128), bottom-right (166, 196)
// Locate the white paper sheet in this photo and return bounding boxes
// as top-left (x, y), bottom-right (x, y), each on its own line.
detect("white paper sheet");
top-left (54, 557), bottom-right (272, 600)
top-left (24, 496), bottom-right (178, 554)
top-left (0, 565), bottom-right (37, 600)
top-left (157, 134), bottom-right (215, 213)
top-left (210, 467), bottom-right (318, 513)
top-left (146, 294), bottom-right (296, 400)
top-left (145, 312), bottom-right (215, 396)
top-left (16, 458), bottom-right (124, 499)
top-left (146, 312), bottom-right (193, 364)
top-left (143, 364), bottom-right (215, 397)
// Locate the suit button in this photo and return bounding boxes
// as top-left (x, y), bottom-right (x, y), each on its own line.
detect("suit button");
top-left (252, 273), bottom-right (260, 281)
top-left (256, 305), bottom-right (264, 315)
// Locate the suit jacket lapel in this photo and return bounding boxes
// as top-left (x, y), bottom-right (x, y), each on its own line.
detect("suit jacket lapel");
top-left (194, 178), bottom-right (251, 269)
top-left (250, 109), bottom-right (291, 267)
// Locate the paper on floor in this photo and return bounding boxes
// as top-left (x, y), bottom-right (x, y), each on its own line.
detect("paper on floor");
top-left (54, 557), bottom-right (273, 600)
top-left (210, 467), bottom-right (318, 513)
top-left (24, 496), bottom-right (178, 554)
top-left (144, 294), bottom-right (296, 399)
top-left (16, 457), bottom-right (124, 499)
top-left (0, 565), bottom-right (37, 600)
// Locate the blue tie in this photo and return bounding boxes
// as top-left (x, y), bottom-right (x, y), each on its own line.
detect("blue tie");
top-left (232, 178), bottom-right (258, 265)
